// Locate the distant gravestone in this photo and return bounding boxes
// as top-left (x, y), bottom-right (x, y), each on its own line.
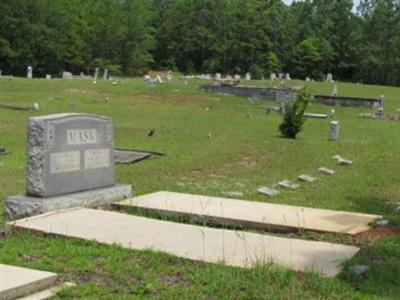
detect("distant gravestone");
top-left (226, 75), bottom-right (232, 80)
top-left (245, 72), bottom-right (251, 80)
top-left (6, 113), bottom-right (132, 220)
top-left (0, 70), bottom-right (2, 77)
top-left (103, 69), bottom-right (108, 80)
top-left (328, 120), bottom-right (340, 141)
top-left (234, 74), bottom-right (241, 80)
top-left (270, 73), bottom-right (277, 81)
top-left (331, 83), bottom-right (338, 96)
top-left (215, 73), bottom-right (221, 79)
top-left (45, 74), bottom-right (51, 80)
top-left (326, 73), bottom-right (333, 83)
top-left (285, 73), bottom-right (291, 80)
top-left (27, 66), bottom-right (33, 79)
top-left (94, 67), bottom-right (99, 80)
top-left (278, 73), bottom-right (284, 80)
top-left (62, 71), bottom-right (73, 80)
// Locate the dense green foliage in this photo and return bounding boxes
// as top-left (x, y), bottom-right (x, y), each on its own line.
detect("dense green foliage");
top-left (279, 90), bottom-right (310, 139)
top-left (1, 0), bottom-right (400, 85)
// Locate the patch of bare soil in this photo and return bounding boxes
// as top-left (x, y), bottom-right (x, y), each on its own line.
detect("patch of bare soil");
top-left (355, 226), bottom-right (400, 244)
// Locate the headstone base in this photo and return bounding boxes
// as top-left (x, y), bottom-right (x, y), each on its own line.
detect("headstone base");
top-left (6, 184), bottom-right (132, 220)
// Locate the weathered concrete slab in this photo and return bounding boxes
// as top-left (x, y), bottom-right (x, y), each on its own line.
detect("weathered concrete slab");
top-left (18, 282), bottom-right (75, 300)
top-left (10, 208), bottom-right (359, 277)
top-left (6, 184), bottom-right (132, 220)
top-left (318, 167), bottom-right (335, 175)
top-left (117, 191), bottom-right (381, 235)
top-left (0, 264), bottom-right (57, 300)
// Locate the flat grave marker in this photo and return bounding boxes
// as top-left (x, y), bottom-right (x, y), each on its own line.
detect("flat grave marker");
top-left (116, 191), bottom-right (381, 235)
top-left (10, 208), bottom-right (361, 277)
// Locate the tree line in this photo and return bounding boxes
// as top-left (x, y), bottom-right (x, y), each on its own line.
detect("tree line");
top-left (0, 0), bottom-right (399, 85)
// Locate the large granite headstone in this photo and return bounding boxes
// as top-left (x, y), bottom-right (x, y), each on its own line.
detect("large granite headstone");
top-left (27, 113), bottom-right (115, 197)
top-left (6, 113), bottom-right (132, 220)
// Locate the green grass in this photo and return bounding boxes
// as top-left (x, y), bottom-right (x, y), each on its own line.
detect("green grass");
top-left (0, 77), bottom-right (399, 299)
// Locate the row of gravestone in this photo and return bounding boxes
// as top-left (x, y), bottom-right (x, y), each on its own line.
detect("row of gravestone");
top-left (258, 156), bottom-right (352, 197)
top-left (22, 66), bottom-right (110, 80)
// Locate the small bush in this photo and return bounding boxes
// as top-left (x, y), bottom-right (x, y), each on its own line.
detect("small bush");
top-left (249, 64), bottom-right (263, 80)
top-left (279, 90), bottom-right (310, 139)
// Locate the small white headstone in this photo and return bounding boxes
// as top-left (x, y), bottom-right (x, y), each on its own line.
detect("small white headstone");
top-left (326, 73), bottom-right (334, 83)
top-left (27, 66), bottom-right (33, 79)
top-left (103, 69), bottom-right (108, 80)
top-left (328, 120), bottom-right (340, 141)
top-left (270, 73), bottom-right (277, 81)
top-left (285, 73), bottom-right (291, 80)
top-left (45, 74), bottom-right (51, 80)
top-left (234, 74), bottom-right (241, 80)
top-left (245, 72), bottom-right (251, 80)
top-left (215, 73), bottom-right (221, 79)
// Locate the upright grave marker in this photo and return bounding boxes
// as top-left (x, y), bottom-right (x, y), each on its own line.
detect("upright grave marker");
top-left (6, 113), bottom-right (132, 220)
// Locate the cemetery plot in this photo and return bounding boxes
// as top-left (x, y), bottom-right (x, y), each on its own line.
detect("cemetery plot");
top-left (0, 264), bottom-right (57, 300)
top-left (116, 191), bottom-right (381, 235)
top-left (10, 208), bottom-right (360, 277)
top-left (114, 148), bottom-right (165, 164)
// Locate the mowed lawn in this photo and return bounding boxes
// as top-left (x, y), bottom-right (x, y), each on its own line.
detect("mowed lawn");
top-left (0, 77), bottom-right (399, 299)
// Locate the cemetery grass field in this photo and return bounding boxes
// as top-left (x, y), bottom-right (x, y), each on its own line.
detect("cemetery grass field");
top-left (1, 77), bottom-right (400, 299)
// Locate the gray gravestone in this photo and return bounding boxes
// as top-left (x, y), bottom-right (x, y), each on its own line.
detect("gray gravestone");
top-left (94, 67), bottom-right (99, 80)
top-left (27, 113), bottom-right (114, 197)
top-left (328, 120), bottom-right (340, 141)
top-left (103, 69), bottom-right (108, 80)
top-left (6, 113), bottom-right (132, 220)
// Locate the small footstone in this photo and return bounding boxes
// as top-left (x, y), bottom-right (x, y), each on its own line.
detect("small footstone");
top-left (350, 264), bottom-right (369, 277)
top-left (375, 219), bottom-right (389, 227)
top-left (278, 180), bottom-right (300, 189)
top-left (257, 187), bottom-right (279, 196)
top-left (298, 175), bottom-right (317, 182)
top-left (223, 191), bottom-right (244, 198)
top-left (318, 167), bottom-right (335, 175)
top-left (337, 158), bottom-right (353, 166)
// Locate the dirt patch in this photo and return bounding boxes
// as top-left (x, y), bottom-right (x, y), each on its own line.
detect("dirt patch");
top-left (162, 274), bottom-right (184, 287)
top-left (355, 226), bottom-right (400, 244)
top-left (237, 156), bottom-right (256, 168)
top-left (75, 271), bottom-right (118, 287)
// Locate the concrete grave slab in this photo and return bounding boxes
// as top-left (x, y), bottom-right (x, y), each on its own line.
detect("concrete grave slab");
top-left (18, 282), bottom-right (75, 300)
top-left (116, 192), bottom-right (381, 235)
top-left (10, 208), bottom-right (360, 277)
top-left (0, 264), bottom-right (57, 300)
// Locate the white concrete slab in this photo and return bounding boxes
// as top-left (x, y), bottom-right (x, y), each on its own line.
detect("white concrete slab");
top-left (0, 264), bottom-right (57, 300)
top-left (10, 208), bottom-right (359, 277)
top-left (18, 282), bottom-right (75, 300)
top-left (117, 191), bottom-right (381, 235)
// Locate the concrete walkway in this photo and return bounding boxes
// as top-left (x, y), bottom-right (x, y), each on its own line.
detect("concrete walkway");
top-left (0, 264), bottom-right (57, 300)
top-left (10, 208), bottom-right (359, 277)
top-left (116, 191), bottom-right (381, 235)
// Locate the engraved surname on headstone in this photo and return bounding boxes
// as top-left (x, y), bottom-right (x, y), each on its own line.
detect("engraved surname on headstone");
top-left (50, 151), bottom-right (80, 174)
top-left (84, 149), bottom-right (110, 170)
top-left (67, 129), bottom-right (97, 145)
